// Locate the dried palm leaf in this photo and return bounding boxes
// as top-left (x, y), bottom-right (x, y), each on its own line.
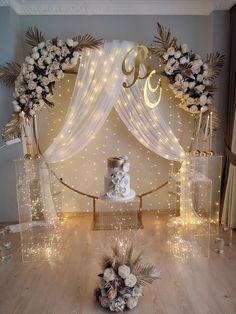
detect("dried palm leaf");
top-left (133, 263), bottom-right (160, 286)
top-left (0, 62), bottom-right (21, 86)
top-left (73, 34), bottom-right (104, 51)
top-left (205, 84), bottom-right (217, 93)
top-left (2, 113), bottom-right (22, 141)
top-left (43, 97), bottom-right (54, 107)
top-left (25, 26), bottom-right (45, 47)
top-left (207, 53), bottom-right (225, 80)
top-left (150, 22), bottom-right (177, 57)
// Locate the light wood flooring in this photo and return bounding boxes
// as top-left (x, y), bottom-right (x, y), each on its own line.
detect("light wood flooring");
top-left (0, 213), bottom-right (236, 314)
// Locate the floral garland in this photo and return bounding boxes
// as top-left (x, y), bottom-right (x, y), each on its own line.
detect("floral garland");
top-left (95, 245), bottom-right (160, 312)
top-left (0, 27), bottom-right (103, 140)
top-left (150, 23), bottom-right (224, 115)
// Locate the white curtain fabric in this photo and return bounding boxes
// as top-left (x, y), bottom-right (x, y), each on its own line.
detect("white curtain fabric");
top-left (115, 71), bottom-right (185, 160)
top-left (222, 113), bottom-right (236, 228)
top-left (44, 41), bottom-right (185, 163)
top-left (44, 41), bottom-right (134, 162)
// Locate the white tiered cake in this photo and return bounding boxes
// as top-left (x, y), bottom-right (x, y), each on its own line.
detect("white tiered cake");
top-left (102, 156), bottom-right (135, 201)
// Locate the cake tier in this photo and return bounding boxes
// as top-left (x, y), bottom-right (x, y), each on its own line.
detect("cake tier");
top-left (104, 174), bottom-right (131, 197)
top-left (101, 189), bottom-right (136, 201)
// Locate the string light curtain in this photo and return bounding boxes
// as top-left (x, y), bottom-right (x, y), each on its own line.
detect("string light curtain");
top-left (115, 69), bottom-right (186, 160)
top-left (44, 41), bottom-right (133, 162)
top-left (44, 41), bottom-right (185, 162)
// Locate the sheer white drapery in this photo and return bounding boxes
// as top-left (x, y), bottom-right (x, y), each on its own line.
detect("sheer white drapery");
top-left (115, 72), bottom-right (186, 160)
top-left (44, 41), bottom-right (186, 163)
top-left (44, 41), bottom-right (134, 162)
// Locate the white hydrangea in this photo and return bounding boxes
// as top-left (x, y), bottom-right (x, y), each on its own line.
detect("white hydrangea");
top-left (126, 297), bottom-right (139, 310)
top-left (118, 265), bottom-right (130, 279)
top-left (103, 268), bottom-right (116, 282)
top-left (124, 274), bottom-right (137, 288)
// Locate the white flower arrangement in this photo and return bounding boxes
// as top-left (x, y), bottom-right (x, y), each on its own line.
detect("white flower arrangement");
top-left (95, 245), bottom-right (160, 312)
top-left (0, 27), bottom-right (103, 140)
top-left (150, 23), bottom-right (224, 115)
top-left (13, 38), bottom-right (81, 119)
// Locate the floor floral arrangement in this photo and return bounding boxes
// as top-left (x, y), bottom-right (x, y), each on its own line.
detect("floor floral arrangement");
top-left (95, 245), bottom-right (160, 312)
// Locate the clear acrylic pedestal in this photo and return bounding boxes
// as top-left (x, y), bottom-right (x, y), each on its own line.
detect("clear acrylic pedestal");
top-left (167, 155), bottom-right (223, 258)
top-left (15, 159), bottom-right (63, 262)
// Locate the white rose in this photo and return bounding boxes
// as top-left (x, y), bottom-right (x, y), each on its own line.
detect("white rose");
top-left (118, 265), bottom-right (130, 279)
top-left (28, 81), bottom-right (36, 90)
top-left (181, 43), bottom-right (189, 53)
top-left (29, 109), bottom-right (35, 116)
top-left (45, 57), bottom-right (52, 64)
top-left (38, 42), bottom-right (45, 49)
top-left (32, 46), bottom-right (38, 53)
top-left (195, 84), bottom-right (205, 93)
top-left (126, 297), bottom-right (138, 310)
top-left (103, 268), bottom-right (116, 282)
top-left (197, 74), bottom-right (203, 82)
top-left (188, 82), bottom-right (196, 89)
top-left (167, 57), bottom-right (176, 66)
top-left (70, 57), bottom-right (78, 65)
top-left (187, 97), bottom-right (195, 104)
top-left (42, 77), bottom-right (49, 85)
top-left (203, 79), bottom-right (210, 86)
top-left (165, 65), bottom-right (173, 75)
top-left (180, 56), bottom-right (187, 64)
top-left (41, 49), bottom-right (48, 57)
top-left (174, 50), bottom-right (181, 59)
top-left (201, 105), bottom-right (208, 112)
top-left (167, 46), bottom-right (175, 56)
top-left (28, 65), bottom-right (34, 71)
top-left (125, 274), bottom-right (137, 288)
top-left (189, 105), bottom-right (198, 112)
top-left (36, 86), bottom-right (43, 94)
top-left (183, 81), bottom-right (189, 89)
top-left (25, 57), bottom-right (34, 65)
top-left (163, 52), bottom-right (169, 60)
top-left (32, 52), bottom-right (40, 60)
top-left (66, 38), bottom-right (74, 47)
top-left (175, 74), bottom-right (183, 81)
top-left (13, 102), bottom-right (21, 112)
top-left (48, 73), bottom-right (56, 82)
top-left (200, 94), bottom-right (207, 105)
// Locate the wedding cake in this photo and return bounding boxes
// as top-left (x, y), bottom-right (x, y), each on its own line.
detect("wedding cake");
top-left (102, 156), bottom-right (135, 201)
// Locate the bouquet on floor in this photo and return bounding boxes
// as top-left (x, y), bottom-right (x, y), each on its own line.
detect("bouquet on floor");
top-left (95, 245), bottom-right (160, 312)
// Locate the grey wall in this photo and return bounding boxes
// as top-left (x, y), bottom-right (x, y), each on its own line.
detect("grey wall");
top-left (0, 9), bottom-right (230, 220)
top-left (0, 7), bottom-right (24, 222)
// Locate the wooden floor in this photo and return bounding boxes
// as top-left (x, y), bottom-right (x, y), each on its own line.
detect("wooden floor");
top-left (0, 213), bottom-right (236, 314)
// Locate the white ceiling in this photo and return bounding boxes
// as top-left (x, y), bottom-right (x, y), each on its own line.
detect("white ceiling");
top-left (0, 0), bottom-right (235, 15)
